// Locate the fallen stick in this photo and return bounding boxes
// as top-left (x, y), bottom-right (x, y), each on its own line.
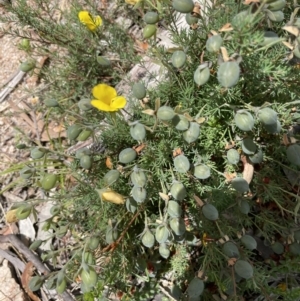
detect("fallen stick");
top-left (0, 234), bottom-right (76, 301)
top-left (0, 70), bottom-right (26, 103)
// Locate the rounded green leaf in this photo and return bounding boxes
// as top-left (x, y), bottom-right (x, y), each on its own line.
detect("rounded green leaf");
top-left (206, 35), bottom-right (223, 52)
top-left (194, 66), bottom-right (210, 86)
top-left (119, 148), bottom-right (137, 164)
top-left (172, 115), bottom-right (190, 131)
top-left (131, 168), bottom-right (147, 187)
top-left (249, 149), bottom-right (263, 164)
top-left (126, 197), bottom-right (138, 213)
top-left (103, 170), bottom-right (120, 186)
top-left (81, 266), bottom-right (97, 288)
top-left (159, 243), bottom-right (170, 259)
top-left (183, 122), bottom-right (200, 143)
top-left (78, 98), bottom-right (93, 111)
top-left (217, 61), bottom-right (240, 88)
top-left (261, 31), bottom-right (279, 46)
top-left (172, 0), bottom-right (194, 13)
top-left (267, 10), bottom-right (284, 22)
top-left (168, 201), bottom-right (182, 218)
top-left (142, 229), bottom-right (155, 248)
top-left (286, 144), bottom-right (300, 166)
top-left (144, 11), bottom-right (159, 24)
top-left (202, 204), bottom-right (219, 221)
top-left (20, 167), bottom-right (35, 179)
top-left (80, 155), bottom-right (93, 169)
top-left (132, 82), bottom-right (146, 99)
top-left (223, 241), bottom-right (240, 258)
top-left (264, 120), bottom-right (281, 134)
top-left (234, 110), bottom-right (254, 131)
top-left (170, 217), bottom-right (186, 235)
top-left (242, 138), bottom-right (257, 155)
top-left (294, 230), bottom-right (300, 241)
top-left (187, 278), bottom-right (204, 298)
top-left (194, 164), bottom-right (211, 179)
top-left (97, 56), bottom-right (111, 67)
top-left (170, 181), bottom-right (187, 201)
top-left (227, 149), bottom-right (240, 164)
top-left (29, 275), bottom-right (44, 292)
top-left (258, 107), bottom-right (277, 126)
top-left (289, 242), bottom-right (300, 255)
top-left (267, 0), bottom-right (286, 11)
top-left (271, 241), bottom-right (284, 254)
top-left (234, 260), bottom-right (253, 279)
top-left (241, 235), bottom-right (257, 250)
top-left (130, 123), bottom-right (146, 141)
top-left (239, 199), bottom-right (250, 214)
top-left (41, 174), bottom-right (58, 191)
top-left (30, 147), bottom-right (46, 159)
top-left (155, 225), bottom-right (169, 243)
top-left (143, 24), bottom-right (157, 39)
top-left (44, 98), bottom-right (59, 107)
top-left (231, 177), bottom-right (249, 193)
top-left (67, 124), bottom-right (82, 140)
top-left (77, 129), bottom-right (92, 141)
top-left (185, 13), bottom-right (198, 25)
top-left (157, 106), bottom-right (175, 121)
top-left (171, 50), bottom-right (187, 68)
top-left (131, 186), bottom-right (147, 203)
top-left (174, 155), bottom-right (190, 173)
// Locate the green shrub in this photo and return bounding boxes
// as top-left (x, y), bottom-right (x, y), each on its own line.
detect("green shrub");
top-left (1, 0), bottom-right (300, 300)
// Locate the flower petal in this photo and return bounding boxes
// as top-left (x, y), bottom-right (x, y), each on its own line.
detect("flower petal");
top-left (93, 16), bottom-right (103, 27)
top-left (78, 11), bottom-right (92, 25)
top-left (78, 11), bottom-right (102, 31)
top-left (91, 99), bottom-right (114, 112)
top-left (92, 84), bottom-right (117, 105)
top-left (111, 96), bottom-right (127, 109)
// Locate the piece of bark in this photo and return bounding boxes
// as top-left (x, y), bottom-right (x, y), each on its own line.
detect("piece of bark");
top-left (0, 235), bottom-right (75, 301)
top-left (21, 262), bottom-right (41, 301)
top-left (241, 154), bottom-right (254, 184)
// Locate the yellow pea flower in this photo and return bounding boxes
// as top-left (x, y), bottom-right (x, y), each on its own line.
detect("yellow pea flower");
top-left (78, 11), bottom-right (102, 32)
top-left (125, 0), bottom-right (140, 4)
top-left (90, 84), bottom-right (127, 112)
top-left (96, 188), bottom-right (125, 205)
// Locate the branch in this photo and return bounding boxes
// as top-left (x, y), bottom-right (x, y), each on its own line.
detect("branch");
top-left (0, 234), bottom-right (76, 301)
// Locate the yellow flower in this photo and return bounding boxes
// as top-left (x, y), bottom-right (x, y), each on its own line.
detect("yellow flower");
top-left (125, 0), bottom-right (140, 4)
top-left (91, 84), bottom-right (127, 112)
top-left (96, 188), bottom-right (125, 205)
top-left (78, 11), bottom-right (102, 32)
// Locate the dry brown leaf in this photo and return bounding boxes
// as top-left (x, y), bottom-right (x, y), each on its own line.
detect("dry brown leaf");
top-left (142, 109), bottom-right (155, 116)
top-left (190, 24), bottom-right (199, 30)
top-left (133, 143), bottom-right (146, 154)
top-left (283, 26), bottom-right (300, 37)
top-left (282, 41), bottom-right (294, 50)
top-left (193, 195), bottom-right (204, 207)
top-left (220, 47), bottom-right (229, 62)
top-left (224, 172), bottom-right (237, 183)
top-left (227, 258), bottom-right (237, 266)
top-left (225, 141), bottom-right (235, 150)
top-left (134, 40), bottom-right (149, 53)
top-left (219, 23), bottom-right (233, 32)
top-left (195, 117), bottom-right (206, 124)
top-left (159, 192), bottom-right (169, 201)
top-left (243, 0), bottom-right (260, 4)
top-left (106, 156), bottom-right (113, 169)
top-left (21, 262), bottom-right (41, 301)
top-left (173, 148), bottom-right (183, 157)
top-left (282, 134), bottom-right (290, 146)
